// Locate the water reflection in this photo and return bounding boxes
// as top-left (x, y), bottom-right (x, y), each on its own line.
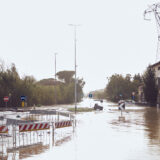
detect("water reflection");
top-left (55, 136), bottom-right (71, 146)
top-left (2, 101), bottom-right (160, 160)
top-left (19, 144), bottom-right (49, 159)
top-left (0, 130), bottom-right (73, 160)
top-left (0, 119), bottom-right (74, 160)
top-left (144, 107), bottom-right (160, 146)
top-left (7, 143), bottom-right (49, 159)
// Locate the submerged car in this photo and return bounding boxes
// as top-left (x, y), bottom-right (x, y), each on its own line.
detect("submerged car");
top-left (94, 103), bottom-right (103, 110)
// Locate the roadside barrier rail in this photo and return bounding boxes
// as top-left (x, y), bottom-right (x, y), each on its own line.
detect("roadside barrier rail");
top-left (19, 122), bottom-right (50, 132)
top-left (58, 112), bottom-right (70, 117)
top-left (55, 120), bottom-right (72, 129)
top-left (7, 118), bottom-right (36, 125)
top-left (30, 110), bottom-right (73, 119)
top-left (30, 110), bottom-right (56, 115)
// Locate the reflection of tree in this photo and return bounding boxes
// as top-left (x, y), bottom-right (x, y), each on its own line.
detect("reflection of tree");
top-left (55, 135), bottom-right (71, 146)
top-left (7, 135), bottom-right (72, 159)
top-left (144, 108), bottom-right (160, 145)
top-left (19, 143), bottom-right (49, 159)
top-left (0, 156), bottom-right (7, 160)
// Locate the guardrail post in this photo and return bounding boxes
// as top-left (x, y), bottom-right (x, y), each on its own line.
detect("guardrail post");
top-left (52, 122), bottom-right (55, 146)
top-left (18, 125), bottom-right (20, 147)
top-left (57, 112), bottom-right (59, 122)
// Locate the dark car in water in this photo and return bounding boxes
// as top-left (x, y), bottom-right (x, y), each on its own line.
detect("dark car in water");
top-left (94, 103), bottom-right (103, 110)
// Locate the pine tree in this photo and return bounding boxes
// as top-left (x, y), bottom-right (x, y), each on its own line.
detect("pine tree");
top-left (143, 65), bottom-right (158, 106)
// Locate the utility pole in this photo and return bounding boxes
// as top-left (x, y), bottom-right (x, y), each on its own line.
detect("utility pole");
top-left (54, 53), bottom-right (58, 105)
top-left (69, 24), bottom-right (80, 114)
top-left (144, 3), bottom-right (160, 62)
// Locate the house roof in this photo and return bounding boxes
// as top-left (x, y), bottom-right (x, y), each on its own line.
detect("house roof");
top-left (151, 61), bottom-right (160, 68)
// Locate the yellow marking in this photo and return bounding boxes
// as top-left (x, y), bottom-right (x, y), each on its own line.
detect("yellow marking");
top-left (22, 101), bottom-right (25, 107)
top-left (0, 131), bottom-right (8, 133)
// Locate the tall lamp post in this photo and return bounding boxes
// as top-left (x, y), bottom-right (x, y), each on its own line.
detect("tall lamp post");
top-left (69, 24), bottom-right (80, 114)
top-left (54, 53), bottom-right (58, 105)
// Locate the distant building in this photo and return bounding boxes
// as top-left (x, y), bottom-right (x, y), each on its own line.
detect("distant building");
top-left (138, 85), bottom-right (145, 103)
top-left (151, 61), bottom-right (160, 106)
top-left (151, 61), bottom-right (160, 78)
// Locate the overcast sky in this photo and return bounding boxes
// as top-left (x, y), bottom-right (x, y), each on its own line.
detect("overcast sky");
top-left (0, 0), bottom-right (159, 93)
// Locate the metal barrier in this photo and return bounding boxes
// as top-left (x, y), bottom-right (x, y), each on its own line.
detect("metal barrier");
top-left (0, 109), bottom-right (75, 159)
top-left (55, 120), bottom-right (72, 128)
top-left (30, 110), bottom-right (73, 118)
top-left (19, 122), bottom-right (50, 132)
top-left (30, 110), bottom-right (56, 115)
top-left (58, 112), bottom-right (70, 117)
top-left (7, 118), bottom-right (36, 125)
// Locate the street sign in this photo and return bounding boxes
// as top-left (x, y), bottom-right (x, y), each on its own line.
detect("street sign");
top-left (132, 92), bottom-right (135, 100)
top-left (89, 93), bottom-right (93, 98)
top-left (21, 96), bottom-right (26, 101)
top-left (3, 96), bottom-right (9, 102)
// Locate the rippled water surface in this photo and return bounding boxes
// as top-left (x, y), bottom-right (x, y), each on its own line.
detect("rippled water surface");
top-left (2, 99), bottom-right (160, 160)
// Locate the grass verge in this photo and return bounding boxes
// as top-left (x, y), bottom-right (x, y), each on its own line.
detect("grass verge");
top-left (68, 107), bottom-right (94, 112)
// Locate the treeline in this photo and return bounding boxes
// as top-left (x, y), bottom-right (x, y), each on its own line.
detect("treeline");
top-left (0, 63), bottom-right (85, 107)
top-left (105, 65), bottom-right (158, 106)
top-left (90, 89), bottom-right (106, 99)
top-left (105, 74), bottom-right (142, 102)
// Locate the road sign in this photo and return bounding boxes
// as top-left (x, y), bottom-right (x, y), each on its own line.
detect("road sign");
top-left (21, 96), bottom-right (26, 101)
top-left (3, 96), bottom-right (9, 102)
top-left (89, 93), bottom-right (93, 98)
top-left (132, 92), bottom-right (135, 100)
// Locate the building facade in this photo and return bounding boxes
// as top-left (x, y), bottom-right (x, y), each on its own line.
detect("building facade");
top-left (138, 85), bottom-right (145, 103)
top-left (151, 61), bottom-right (160, 106)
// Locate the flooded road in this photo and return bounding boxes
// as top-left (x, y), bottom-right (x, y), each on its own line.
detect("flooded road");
top-left (2, 99), bottom-right (160, 160)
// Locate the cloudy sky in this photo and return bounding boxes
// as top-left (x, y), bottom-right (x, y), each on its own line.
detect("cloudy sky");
top-left (0, 0), bottom-right (159, 93)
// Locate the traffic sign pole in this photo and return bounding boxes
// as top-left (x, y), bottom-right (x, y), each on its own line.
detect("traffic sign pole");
top-left (89, 93), bottom-right (93, 107)
top-left (3, 96), bottom-right (9, 108)
top-left (21, 96), bottom-right (26, 107)
top-left (89, 93), bottom-right (93, 98)
top-left (22, 101), bottom-right (25, 107)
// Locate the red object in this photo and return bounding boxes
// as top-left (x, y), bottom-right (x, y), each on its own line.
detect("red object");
top-left (19, 122), bottom-right (50, 132)
top-left (0, 126), bottom-right (8, 133)
top-left (55, 120), bottom-right (72, 128)
top-left (3, 96), bottom-right (9, 102)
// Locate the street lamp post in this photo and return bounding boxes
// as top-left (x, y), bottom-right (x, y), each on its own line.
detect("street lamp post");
top-left (69, 24), bottom-right (80, 114)
top-left (54, 53), bottom-right (58, 105)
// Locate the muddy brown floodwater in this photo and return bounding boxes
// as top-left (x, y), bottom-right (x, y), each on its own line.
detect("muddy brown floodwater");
top-left (3, 99), bottom-right (160, 160)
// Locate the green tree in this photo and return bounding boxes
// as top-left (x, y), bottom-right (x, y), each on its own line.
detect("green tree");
top-left (143, 65), bottom-right (158, 106)
top-left (133, 74), bottom-right (142, 83)
top-left (105, 74), bottom-right (139, 102)
top-left (56, 71), bottom-right (85, 103)
top-left (0, 61), bottom-right (85, 107)
top-left (56, 71), bottom-right (75, 84)
top-left (131, 73), bottom-right (142, 101)
top-left (106, 74), bottom-right (128, 102)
